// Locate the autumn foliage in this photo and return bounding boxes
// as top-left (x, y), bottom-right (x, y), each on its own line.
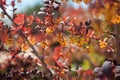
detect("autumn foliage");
top-left (0, 0), bottom-right (120, 80)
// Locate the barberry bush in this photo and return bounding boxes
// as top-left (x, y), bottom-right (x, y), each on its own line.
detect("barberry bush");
top-left (0, 0), bottom-right (120, 80)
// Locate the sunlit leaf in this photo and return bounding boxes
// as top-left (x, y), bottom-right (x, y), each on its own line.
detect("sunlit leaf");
top-left (21, 43), bottom-right (29, 51)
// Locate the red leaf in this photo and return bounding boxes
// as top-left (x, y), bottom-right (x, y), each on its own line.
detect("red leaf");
top-left (0, 0), bottom-right (6, 6)
top-left (54, 46), bottom-right (61, 52)
top-left (14, 14), bottom-right (25, 25)
top-left (53, 55), bottom-right (58, 61)
top-left (35, 17), bottom-right (41, 23)
top-left (11, 0), bottom-right (15, 7)
top-left (26, 15), bottom-right (34, 25)
top-left (0, 0), bottom-right (2, 5)
top-left (11, 52), bottom-right (16, 57)
top-left (23, 27), bottom-right (32, 34)
top-left (11, 30), bottom-right (16, 35)
top-left (84, 70), bottom-right (93, 75)
top-left (56, 61), bottom-right (63, 67)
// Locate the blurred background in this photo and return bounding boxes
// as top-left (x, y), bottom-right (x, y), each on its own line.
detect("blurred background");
top-left (0, 0), bottom-right (106, 70)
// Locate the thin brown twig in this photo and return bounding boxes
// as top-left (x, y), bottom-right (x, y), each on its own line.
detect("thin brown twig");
top-left (1, 6), bottom-right (14, 23)
top-left (0, 5), bottom-right (53, 80)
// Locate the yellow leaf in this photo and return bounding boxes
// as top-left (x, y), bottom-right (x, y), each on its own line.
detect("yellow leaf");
top-left (111, 15), bottom-right (120, 24)
top-left (46, 27), bottom-right (54, 33)
top-left (84, 0), bottom-right (92, 4)
top-left (99, 38), bottom-right (108, 48)
top-left (72, 0), bottom-right (82, 4)
top-left (21, 43), bottom-right (29, 51)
